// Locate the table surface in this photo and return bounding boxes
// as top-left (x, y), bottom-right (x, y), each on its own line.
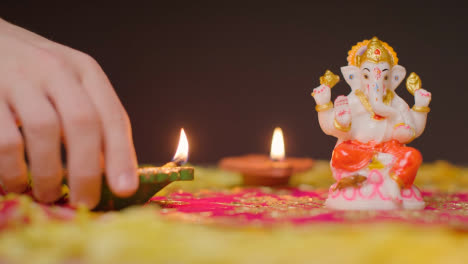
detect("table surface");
top-left (1, 160), bottom-right (468, 264)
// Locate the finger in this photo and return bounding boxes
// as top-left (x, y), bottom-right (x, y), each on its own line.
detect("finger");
top-left (0, 102), bottom-right (28, 193)
top-left (74, 55), bottom-right (138, 197)
top-left (46, 72), bottom-right (102, 208)
top-left (9, 87), bottom-right (62, 203)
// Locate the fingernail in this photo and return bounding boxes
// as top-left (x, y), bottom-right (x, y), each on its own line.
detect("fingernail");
top-left (33, 184), bottom-right (62, 203)
top-left (70, 195), bottom-right (97, 209)
top-left (2, 177), bottom-right (28, 193)
top-left (115, 170), bottom-right (138, 196)
top-left (69, 184), bottom-right (100, 209)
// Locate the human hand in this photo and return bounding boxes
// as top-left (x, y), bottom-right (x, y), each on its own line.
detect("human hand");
top-left (0, 18), bottom-right (138, 208)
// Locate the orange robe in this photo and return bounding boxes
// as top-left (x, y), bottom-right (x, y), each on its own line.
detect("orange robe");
top-left (331, 140), bottom-right (422, 188)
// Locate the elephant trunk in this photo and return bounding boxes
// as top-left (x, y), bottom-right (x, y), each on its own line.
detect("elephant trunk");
top-left (368, 82), bottom-right (396, 118)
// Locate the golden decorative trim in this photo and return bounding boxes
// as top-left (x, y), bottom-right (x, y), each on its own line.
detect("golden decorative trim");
top-left (354, 89), bottom-right (392, 120)
top-left (368, 158), bottom-right (385, 170)
top-left (347, 37), bottom-right (398, 67)
top-left (355, 89), bottom-right (373, 114)
top-left (333, 175), bottom-right (367, 191)
top-left (315, 101), bottom-right (333, 112)
top-left (319, 70), bottom-right (340, 88)
top-left (394, 123), bottom-right (416, 142)
top-left (412, 106), bottom-right (430, 113)
top-left (406, 72), bottom-right (422, 95)
top-left (334, 119), bottom-right (351, 132)
top-left (393, 122), bottom-right (406, 128)
top-left (383, 90), bottom-right (394, 105)
top-left (389, 172), bottom-right (404, 189)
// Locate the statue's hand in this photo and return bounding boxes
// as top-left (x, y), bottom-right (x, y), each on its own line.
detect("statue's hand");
top-left (334, 96), bottom-right (351, 129)
top-left (392, 123), bottom-right (415, 144)
top-left (311, 84), bottom-right (331, 105)
top-left (414, 89), bottom-right (431, 107)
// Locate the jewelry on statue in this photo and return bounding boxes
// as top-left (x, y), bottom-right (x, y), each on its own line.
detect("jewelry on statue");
top-left (406, 72), bottom-right (422, 95)
top-left (334, 119), bottom-right (352, 132)
top-left (315, 101), bottom-right (333, 112)
top-left (412, 105), bottom-right (430, 113)
top-left (354, 89), bottom-right (392, 120)
top-left (394, 123), bottom-right (416, 142)
top-left (347, 36), bottom-right (398, 67)
top-left (320, 70), bottom-right (340, 88)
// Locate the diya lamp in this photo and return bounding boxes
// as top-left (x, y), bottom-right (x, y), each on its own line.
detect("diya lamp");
top-left (219, 127), bottom-right (314, 186)
top-left (69, 129), bottom-right (194, 211)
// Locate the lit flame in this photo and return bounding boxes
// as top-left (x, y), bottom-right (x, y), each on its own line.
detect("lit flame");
top-left (172, 128), bottom-right (189, 165)
top-left (270, 127), bottom-right (285, 161)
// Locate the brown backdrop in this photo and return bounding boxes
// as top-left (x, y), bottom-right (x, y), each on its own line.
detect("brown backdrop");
top-left (1, 1), bottom-right (466, 164)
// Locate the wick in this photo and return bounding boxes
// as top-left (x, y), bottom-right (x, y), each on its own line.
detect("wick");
top-left (163, 157), bottom-right (186, 167)
top-left (270, 157), bottom-right (284, 163)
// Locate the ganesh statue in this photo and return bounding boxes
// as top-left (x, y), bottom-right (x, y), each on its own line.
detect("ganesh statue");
top-left (312, 37), bottom-right (431, 210)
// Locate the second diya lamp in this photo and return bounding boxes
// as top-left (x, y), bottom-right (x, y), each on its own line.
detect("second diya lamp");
top-left (219, 127), bottom-right (314, 186)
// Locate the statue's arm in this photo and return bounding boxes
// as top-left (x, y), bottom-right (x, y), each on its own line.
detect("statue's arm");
top-left (392, 97), bottom-right (418, 143)
top-left (409, 89), bottom-right (431, 137)
top-left (312, 85), bottom-right (351, 139)
top-left (392, 89), bottom-right (430, 142)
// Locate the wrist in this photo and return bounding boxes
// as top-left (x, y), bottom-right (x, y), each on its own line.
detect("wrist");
top-left (412, 105), bottom-right (430, 113)
top-left (315, 101), bottom-right (333, 112)
top-left (393, 123), bottom-right (416, 143)
top-left (334, 119), bottom-right (351, 132)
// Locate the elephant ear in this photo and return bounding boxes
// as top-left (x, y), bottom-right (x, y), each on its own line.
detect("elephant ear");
top-left (390, 65), bottom-right (406, 91)
top-left (340, 66), bottom-right (361, 91)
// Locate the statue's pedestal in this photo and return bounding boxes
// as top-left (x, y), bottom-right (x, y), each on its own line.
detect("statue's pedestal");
top-left (325, 168), bottom-right (425, 210)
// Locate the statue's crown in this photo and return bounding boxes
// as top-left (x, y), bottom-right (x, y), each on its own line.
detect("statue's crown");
top-left (347, 37), bottom-right (398, 67)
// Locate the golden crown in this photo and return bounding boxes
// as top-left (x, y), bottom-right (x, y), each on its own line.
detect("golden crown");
top-left (347, 37), bottom-right (398, 67)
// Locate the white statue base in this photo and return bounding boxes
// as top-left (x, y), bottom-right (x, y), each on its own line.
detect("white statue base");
top-left (325, 153), bottom-right (425, 210)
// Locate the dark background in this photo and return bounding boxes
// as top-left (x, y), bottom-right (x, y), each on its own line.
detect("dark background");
top-left (1, 1), bottom-right (466, 164)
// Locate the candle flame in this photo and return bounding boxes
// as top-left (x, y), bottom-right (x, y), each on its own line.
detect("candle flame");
top-left (270, 127), bottom-right (285, 161)
top-left (172, 128), bottom-right (189, 165)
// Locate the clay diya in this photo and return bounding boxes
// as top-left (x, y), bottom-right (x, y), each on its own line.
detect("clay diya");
top-left (65, 129), bottom-right (194, 211)
top-left (219, 127), bottom-right (314, 186)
